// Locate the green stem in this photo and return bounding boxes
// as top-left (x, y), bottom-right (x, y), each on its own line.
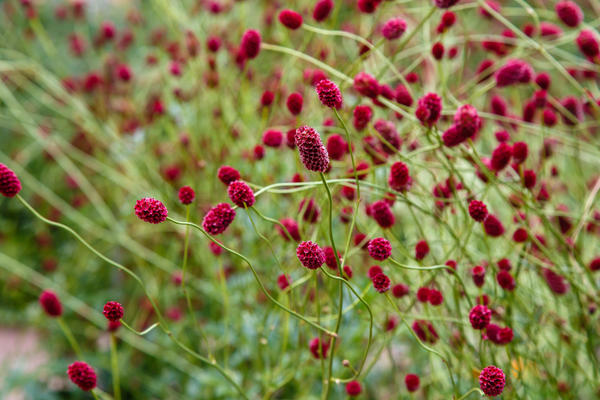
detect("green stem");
top-left (110, 333), bottom-right (121, 400)
top-left (57, 317), bottom-right (82, 359)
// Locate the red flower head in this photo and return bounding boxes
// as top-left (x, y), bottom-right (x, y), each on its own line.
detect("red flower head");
top-left (313, 0), bottom-right (333, 22)
top-left (497, 270), bottom-right (516, 291)
top-left (479, 365), bottom-right (505, 397)
top-left (353, 105), bottom-right (373, 131)
top-left (217, 165), bottom-right (241, 186)
top-left (454, 104), bottom-right (482, 139)
top-left (202, 203), bottom-right (236, 235)
top-left (39, 290), bottom-right (62, 317)
top-left (491, 142), bottom-right (512, 171)
top-left (415, 240), bottom-right (430, 261)
top-left (277, 274), bottom-right (291, 290)
top-left (358, 0), bottom-right (382, 14)
top-left (353, 72), bottom-right (380, 98)
top-left (286, 92), bottom-right (303, 115)
top-left (382, 17), bottom-right (406, 40)
top-left (0, 163), bottom-right (22, 198)
top-left (405, 374), bottom-right (420, 392)
top-left (262, 129), bottom-right (283, 147)
top-left (260, 91), bottom-right (274, 107)
top-left (278, 218), bottom-right (301, 241)
top-left (412, 320), bottom-right (439, 343)
top-left (228, 181), bottom-right (255, 208)
top-left (374, 119), bottom-right (401, 154)
top-left (67, 361), bottom-right (97, 391)
top-left (556, 1), bottom-right (583, 27)
top-left (103, 301), bottom-right (124, 322)
top-left (469, 304), bottom-right (492, 329)
top-left (295, 126), bottom-right (330, 172)
top-left (326, 134), bottom-right (347, 161)
top-left (135, 198), bottom-right (168, 224)
top-left (309, 337), bottom-right (330, 358)
top-left (392, 283), bottom-right (409, 298)
top-left (483, 214), bottom-right (505, 237)
top-left (589, 257), bottom-right (600, 272)
top-left (543, 268), bottom-right (569, 294)
top-left (178, 186), bottom-right (195, 205)
top-left (416, 93), bottom-right (442, 126)
top-left (372, 272), bottom-right (391, 293)
top-left (472, 265), bottom-right (486, 287)
top-left (416, 287), bottom-right (430, 302)
top-left (511, 142), bottom-right (528, 164)
top-left (369, 200), bottom-right (396, 228)
top-left (345, 380), bottom-right (362, 396)
top-left (316, 79), bottom-right (343, 109)
top-left (435, 0), bottom-right (460, 9)
top-left (241, 29), bottom-right (261, 59)
top-left (395, 84), bottom-right (413, 107)
top-left (431, 42), bottom-right (445, 60)
top-left (323, 246), bottom-right (341, 270)
top-left (535, 72), bottom-right (551, 90)
top-left (297, 241), bottom-right (326, 270)
top-left (368, 237), bottom-right (392, 261)
top-left (468, 200), bottom-right (488, 222)
top-left (388, 162), bottom-right (410, 191)
top-left (279, 9), bottom-right (303, 30)
top-left (495, 59), bottom-right (533, 87)
top-left (108, 320), bottom-right (121, 332)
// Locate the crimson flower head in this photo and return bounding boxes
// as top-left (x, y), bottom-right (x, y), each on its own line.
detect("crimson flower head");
top-left (370, 200), bottom-right (396, 228)
top-left (372, 272), bottom-right (391, 293)
top-left (416, 93), bottom-right (442, 126)
top-left (415, 240), bottom-right (430, 260)
top-left (241, 29), bottom-right (261, 59)
top-left (279, 9), bottom-right (303, 30)
top-left (295, 126), bottom-right (330, 172)
top-left (412, 320), bottom-right (439, 343)
top-left (228, 181), bottom-right (255, 208)
top-left (296, 241), bottom-right (325, 269)
top-left (39, 290), bottom-right (62, 317)
top-left (479, 365), bottom-right (505, 397)
top-left (469, 304), bottom-right (492, 329)
top-left (543, 268), bottom-right (569, 294)
top-left (277, 218), bottom-right (301, 241)
top-left (103, 301), bottom-right (124, 322)
top-left (491, 142), bottom-right (512, 171)
top-left (468, 200), bottom-right (488, 222)
top-left (368, 237), bottom-right (392, 261)
top-left (353, 105), bottom-right (373, 131)
top-left (435, 0), bottom-right (460, 9)
top-left (382, 18), bottom-right (406, 40)
top-left (286, 92), bottom-right (303, 115)
top-left (316, 79), bottom-right (343, 109)
top-left (217, 165), bottom-right (241, 186)
top-left (368, 265), bottom-right (383, 279)
top-left (277, 274), bottom-right (290, 290)
top-left (313, 0), bottom-right (333, 22)
top-left (0, 163), bottom-right (22, 198)
top-left (454, 104), bottom-right (482, 139)
top-left (354, 72), bottom-right (379, 98)
top-left (135, 198), bottom-right (168, 224)
top-left (392, 283), bottom-right (409, 298)
top-left (202, 203), bottom-right (236, 235)
top-left (495, 59), bottom-right (533, 87)
top-left (555, 1), bottom-right (583, 27)
top-left (577, 30), bottom-right (599, 59)
top-left (405, 374), bottom-right (420, 392)
top-left (309, 337), bottom-right (329, 358)
top-left (327, 134), bottom-right (347, 160)
top-left (346, 381), bottom-right (362, 396)
top-left (67, 361), bottom-right (97, 391)
top-left (262, 129), bottom-right (283, 147)
top-left (483, 214), bottom-right (505, 237)
top-left (178, 186), bottom-right (195, 205)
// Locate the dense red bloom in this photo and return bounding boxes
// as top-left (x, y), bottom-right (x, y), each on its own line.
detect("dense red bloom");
top-left (0, 163), bottom-right (22, 197)
top-left (260, 91), bottom-right (274, 107)
top-left (277, 274), bottom-right (290, 290)
top-left (472, 265), bottom-right (486, 287)
top-left (415, 240), bottom-right (430, 260)
top-left (416, 287), bottom-right (430, 302)
top-left (372, 272), bottom-right (391, 293)
top-left (367, 265), bottom-right (383, 280)
top-left (286, 92), bottom-right (303, 115)
top-left (469, 304), bottom-right (492, 329)
top-left (370, 200), bottom-right (396, 228)
top-left (435, 0), bottom-right (459, 8)
top-left (511, 142), bottom-right (528, 164)
top-left (262, 130), bottom-right (283, 147)
top-left (39, 290), bottom-right (62, 317)
top-left (445, 259), bottom-right (457, 273)
top-left (313, 0), bottom-right (333, 22)
top-left (345, 380), bottom-right (362, 396)
top-left (297, 241), bottom-right (325, 270)
top-left (497, 270), bottom-right (516, 291)
top-left (299, 198), bottom-right (321, 223)
top-left (392, 283), bottom-right (409, 298)
top-left (382, 17), bottom-right (406, 40)
top-left (368, 237), bottom-right (392, 261)
top-left (589, 257), bottom-right (600, 271)
top-left (454, 104), bottom-right (482, 139)
top-left (373, 119), bottom-right (401, 153)
top-left (178, 186), bottom-right (195, 205)
top-left (431, 42), bottom-right (445, 60)
top-left (543, 268), bottom-right (569, 294)
top-left (323, 246), bottom-right (341, 270)
top-left (416, 93), bottom-right (442, 126)
top-left (67, 362), bottom-right (97, 391)
top-left (353, 72), bottom-right (379, 98)
top-left (483, 214), bottom-right (505, 237)
top-left (479, 366), bottom-right (505, 397)
top-left (438, 11), bottom-right (456, 33)
top-left (412, 320), bottom-right (439, 343)
top-left (135, 198), bottom-right (168, 224)
top-left (343, 265), bottom-right (353, 278)
top-left (405, 374), bottom-right (420, 392)
top-left (241, 29), bottom-right (261, 59)
top-left (278, 218), bottom-right (301, 241)
top-left (295, 126), bottom-right (330, 172)
top-left (202, 203), bottom-right (236, 235)
top-left (491, 142), bottom-right (512, 171)
top-left (560, 96), bottom-right (582, 125)
top-left (103, 301), bottom-right (124, 321)
top-left (468, 200), bottom-right (488, 222)
top-left (495, 59), bottom-right (533, 87)
top-left (316, 79), bottom-right (342, 109)
top-left (209, 241), bottom-right (223, 256)
top-left (535, 72), bottom-right (551, 90)
top-left (217, 165), bottom-right (241, 185)
top-left (556, 1), bottom-right (583, 27)
top-left (543, 108), bottom-right (558, 126)
top-left (353, 105), bottom-right (373, 131)
top-left (279, 9), bottom-right (303, 30)
top-left (428, 289), bottom-right (443, 305)
top-left (309, 337), bottom-right (330, 358)
top-left (388, 162), bottom-right (410, 191)
top-left (357, 0), bottom-right (382, 13)
top-left (108, 320), bottom-right (121, 332)
top-left (395, 85), bottom-right (413, 107)
top-left (326, 134), bottom-right (347, 160)
top-left (116, 64), bottom-right (132, 81)
top-left (207, 36), bottom-right (221, 52)
top-left (228, 181), bottom-right (255, 208)
top-left (513, 228), bottom-right (528, 242)
top-left (522, 169), bottom-right (537, 189)
top-left (487, 324), bottom-right (514, 345)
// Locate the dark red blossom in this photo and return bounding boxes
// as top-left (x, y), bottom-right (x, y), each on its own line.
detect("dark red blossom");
top-left (217, 165), bottom-right (240, 185)
top-left (297, 241), bottom-right (325, 270)
top-left (295, 126), bottom-right (330, 172)
top-left (0, 163), bottom-right (21, 198)
top-left (468, 200), bottom-right (488, 222)
top-left (483, 214), bottom-right (505, 237)
top-left (309, 337), bottom-right (329, 358)
top-left (103, 301), bottom-right (124, 321)
top-left (263, 129), bottom-right (283, 147)
top-left (228, 181), bottom-right (255, 208)
top-left (135, 198), bottom-right (168, 224)
top-left (313, 0), bottom-right (333, 22)
top-left (369, 200), bottom-right (395, 228)
top-left (326, 134), bottom-right (347, 160)
top-left (345, 380), bottom-right (362, 396)
top-left (412, 320), bottom-right (439, 343)
top-left (388, 162), bottom-right (410, 191)
top-left (469, 304), bottom-right (492, 329)
top-left (67, 362), bottom-right (97, 391)
top-left (368, 237), bottom-right (392, 261)
top-left (316, 79), bottom-right (342, 109)
top-left (576, 30), bottom-right (599, 59)
top-left (479, 366), bottom-right (505, 397)
top-left (543, 268), bottom-right (569, 294)
top-left (416, 93), bottom-right (442, 126)
top-left (286, 92), bottom-right (303, 115)
top-left (435, 0), bottom-right (460, 9)
top-left (382, 18), bottom-right (406, 40)
top-left (277, 218), bottom-right (301, 241)
top-left (405, 374), bottom-right (420, 392)
top-left (353, 72), bottom-right (379, 98)
top-left (39, 290), bottom-right (62, 317)
top-left (353, 105), bottom-right (373, 130)
top-left (278, 9), bottom-right (303, 30)
top-left (556, 1), bottom-right (583, 27)
top-left (241, 29), bottom-right (261, 59)
top-left (202, 203), bottom-right (236, 235)
top-left (178, 186), bottom-right (195, 205)
top-left (495, 59), bottom-right (533, 87)
top-left (415, 240), bottom-right (430, 261)
top-left (372, 272), bottom-right (391, 293)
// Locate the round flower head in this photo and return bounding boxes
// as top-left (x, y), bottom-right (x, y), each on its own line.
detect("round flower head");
top-left (370, 200), bottom-right (396, 228)
top-left (316, 79), bottom-right (342, 109)
top-left (454, 104), bottom-right (482, 139)
top-left (278, 9), bottom-right (303, 30)
top-left (357, 0), bottom-right (382, 14)
top-left (405, 374), bottom-right (420, 392)
top-left (468, 200), bottom-right (488, 222)
top-left (309, 337), bottom-right (330, 358)
top-left (295, 126), bottom-right (330, 172)
top-left (589, 257), bottom-right (600, 272)
top-left (543, 268), bottom-right (569, 294)
top-left (135, 198), bottom-right (168, 224)
top-left (392, 283), bottom-right (409, 298)
top-left (412, 320), bottom-right (439, 343)
top-left (313, 0), bottom-right (333, 22)
top-left (296, 241), bottom-right (325, 270)
top-left (372, 272), bottom-right (391, 293)
top-left (479, 366), bottom-right (505, 397)
top-left (435, 0), bottom-right (460, 9)
top-left (368, 237), bottom-right (392, 261)
top-left (202, 203), bottom-right (236, 235)
top-left (0, 163), bottom-right (22, 198)
top-left (217, 165), bottom-right (241, 185)
top-left (469, 304), bottom-right (492, 329)
top-left (497, 270), bottom-right (516, 291)
top-left (512, 142), bottom-right (528, 164)
top-left (67, 361), bottom-right (97, 391)
top-left (346, 381), bottom-right (362, 396)
top-left (178, 186), bottom-right (195, 205)
top-left (262, 129), bottom-right (283, 147)
top-left (286, 92), bottom-right (303, 115)
top-left (388, 161), bottom-right (410, 191)
top-left (103, 301), bottom-right (124, 322)
top-left (577, 30), bottom-right (599, 59)
top-left (495, 59), bottom-right (533, 87)
top-left (415, 240), bottom-right (430, 260)
top-left (382, 17), bottom-right (406, 40)
top-left (373, 119), bottom-right (401, 154)
top-left (491, 142), bottom-right (512, 171)
top-left (353, 72), bottom-right (379, 98)
top-left (277, 274), bottom-right (291, 290)
top-left (432, 42), bottom-right (445, 60)
top-left (353, 105), bottom-right (373, 131)
top-left (416, 93), bottom-right (442, 126)
top-left (555, 1), bottom-right (583, 27)
top-left (326, 134), bottom-right (347, 160)
top-left (39, 290), bottom-right (62, 317)
top-left (241, 29), bottom-right (261, 59)
top-left (277, 218), bottom-right (301, 241)
top-left (395, 85), bottom-right (413, 107)
top-left (483, 214), bottom-right (505, 237)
